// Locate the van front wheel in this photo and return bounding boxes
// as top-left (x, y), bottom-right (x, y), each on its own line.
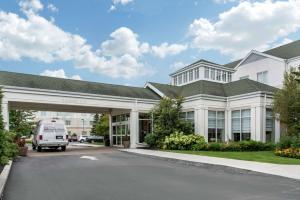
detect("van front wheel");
top-left (61, 146), bottom-right (66, 151)
top-left (32, 143), bottom-right (36, 150)
top-left (37, 146), bottom-right (42, 152)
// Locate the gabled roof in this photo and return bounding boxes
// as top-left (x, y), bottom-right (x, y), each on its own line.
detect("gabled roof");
top-left (147, 79), bottom-right (278, 98)
top-left (169, 59), bottom-right (222, 76)
top-left (223, 39), bottom-right (300, 69)
top-left (0, 71), bottom-right (160, 100)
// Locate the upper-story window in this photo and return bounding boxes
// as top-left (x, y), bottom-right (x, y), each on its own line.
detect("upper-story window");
top-left (257, 71), bottom-right (268, 84)
top-left (194, 67), bottom-right (199, 79)
top-left (216, 70), bottom-right (221, 81)
top-left (183, 72), bottom-right (188, 83)
top-left (173, 76), bottom-right (178, 85)
top-left (240, 75), bottom-right (249, 80)
top-left (189, 70), bottom-right (193, 81)
top-left (211, 68), bottom-right (215, 80)
top-left (204, 67), bottom-right (209, 79)
top-left (222, 72), bottom-right (227, 82)
top-left (178, 74), bottom-right (182, 85)
top-left (228, 73), bottom-right (232, 82)
top-left (65, 120), bottom-right (71, 126)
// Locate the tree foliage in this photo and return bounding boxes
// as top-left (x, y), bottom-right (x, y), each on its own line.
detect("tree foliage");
top-left (0, 88), bottom-right (4, 130)
top-left (91, 113), bottom-right (100, 134)
top-left (9, 110), bottom-right (35, 137)
top-left (145, 97), bottom-right (194, 148)
top-left (95, 114), bottom-right (109, 136)
top-left (273, 69), bottom-right (300, 136)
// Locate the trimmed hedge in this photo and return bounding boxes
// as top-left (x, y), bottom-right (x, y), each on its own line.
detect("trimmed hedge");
top-left (163, 132), bottom-right (206, 150)
top-left (0, 130), bottom-right (18, 165)
top-left (162, 133), bottom-right (274, 151)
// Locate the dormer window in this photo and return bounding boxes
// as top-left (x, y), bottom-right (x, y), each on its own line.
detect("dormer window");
top-left (195, 67), bottom-right (199, 79)
top-left (211, 69), bottom-right (215, 80)
top-left (257, 71), bottom-right (268, 84)
top-left (183, 72), bottom-right (188, 83)
top-left (189, 70), bottom-right (193, 81)
top-left (204, 67), bottom-right (209, 79)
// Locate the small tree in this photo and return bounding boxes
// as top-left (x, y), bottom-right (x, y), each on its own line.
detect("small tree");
top-left (95, 114), bottom-right (109, 136)
top-left (9, 110), bottom-right (35, 137)
top-left (91, 113), bottom-right (100, 134)
top-left (273, 70), bottom-right (300, 136)
top-left (145, 97), bottom-right (194, 148)
top-left (0, 88), bottom-right (4, 130)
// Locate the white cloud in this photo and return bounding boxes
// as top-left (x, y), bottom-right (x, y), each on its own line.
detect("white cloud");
top-left (100, 27), bottom-right (149, 58)
top-left (189, 0), bottom-right (300, 59)
top-left (47, 3), bottom-right (58, 12)
top-left (152, 43), bottom-right (187, 58)
top-left (213, 0), bottom-right (239, 4)
top-left (170, 61), bottom-right (188, 71)
top-left (19, 0), bottom-right (43, 14)
top-left (109, 0), bottom-right (133, 11)
top-left (40, 69), bottom-right (81, 80)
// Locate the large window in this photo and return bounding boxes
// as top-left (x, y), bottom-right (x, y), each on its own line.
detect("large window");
top-left (208, 111), bottom-right (225, 142)
top-left (173, 76), bottom-right (178, 85)
top-left (222, 72), bottom-right (227, 82)
top-left (228, 73), bottom-right (232, 82)
top-left (266, 109), bottom-right (274, 142)
top-left (112, 114), bottom-right (130, 146)
top-left (139, 113), bottom-right (153, 143)
top-left (178, 74), bottom-right (182, 85)
top-left (257, 71), bottom-right (268, 84)
top-left (180, 111), bottom-right (195, 132)
top-left (216, 70), bottom-right (221, 81)
top-left (232, 109), bottom-right (251, 141)
top-left (210, 68), bottom-right (215, 80)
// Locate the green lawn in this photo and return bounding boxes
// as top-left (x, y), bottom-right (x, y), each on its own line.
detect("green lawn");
top-left (165, 150), bottom-right (300, 165)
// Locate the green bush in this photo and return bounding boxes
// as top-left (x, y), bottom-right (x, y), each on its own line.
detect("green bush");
top-left (276, 135), bottom-right (300, 149)
top-left (206, 140), bottom-right (274, 152)
top-left (163, 132), bottom-right (206, 150)
top-left (207, 142), bottom-right (223, 151)
top-left (144, 133), bottom-right (161, 149)
top-left (0, 130), bottom-right (18, 166)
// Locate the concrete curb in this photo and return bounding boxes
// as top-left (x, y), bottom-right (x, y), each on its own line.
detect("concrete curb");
top-left (119, 149), bottom-right (267, 177)
top-left (119, 149), bottom-right (300, 180)
top-left (0, 160), bottom-right (13, 199)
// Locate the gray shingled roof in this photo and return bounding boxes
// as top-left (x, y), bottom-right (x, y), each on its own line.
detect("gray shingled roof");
top-left (0, 71), bottom-right (160, 100)
top-left (223, 39), bottom-right (300, 69)
top-left (149, 79), bottom-right (278, 98)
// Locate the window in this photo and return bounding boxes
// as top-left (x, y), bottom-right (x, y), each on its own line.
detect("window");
top-left (257, 71), bottom-right (268, 84)
top-left (189, 70), bottom-right (193, 81)
top-left (41, 111), bottom-right (47, 116)
top-left (240, 75), bottom-right (249, 80)
top-left (232, 109), bottom-right (251, 141)
top-left (194, 67), bottom-right (199, 79)
top-left (178, 74), bottom-right (182, 85)
top-left (139, 113), bottom-right (153, 143)
top-left (216, 70), bottom-right (221, 81)
top-left (180, 111), bottom-right (195, 132)
top-left (204, 67), bottom-right (210, 79)
top-left (65, 120), bottom-right (71, 126)
top-left (266, 109), bottom-right (274, 142)
top-left (183, 72), bottom-right (188, 83)
top-left (173, 76), bottom-right (178, 85)
top-left (222, 72), bottom-right (227, 82)
top-left (208, 111), bottom-right (225, 142)
top-left (210, 68), bottom-right (215, 80)
top-left (112, 114), bottom-right (130, 146)
top-left (228, 73), bottom-right (232, 82)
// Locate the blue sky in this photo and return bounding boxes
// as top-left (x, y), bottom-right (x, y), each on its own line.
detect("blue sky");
top-left (0, 0), bottom-right (299, 86)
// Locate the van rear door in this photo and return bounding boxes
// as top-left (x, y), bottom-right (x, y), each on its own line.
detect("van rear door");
top-left (42, 124), bottom-right (57, 142)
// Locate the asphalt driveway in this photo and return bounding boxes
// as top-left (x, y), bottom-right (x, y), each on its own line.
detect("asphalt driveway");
top-left (4, 149), bottom-right (300, 200)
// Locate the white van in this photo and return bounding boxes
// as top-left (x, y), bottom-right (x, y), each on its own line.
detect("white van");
top-left (32, 119), bottom-right (69, 152)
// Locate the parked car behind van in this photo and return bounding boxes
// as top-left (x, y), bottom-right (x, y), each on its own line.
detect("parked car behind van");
top-left (78, 135), bottom-right (88, 143)
top-left (32, 119), bottom-right (69, 152)
top-left (86, 135), bottom-right (104, 143)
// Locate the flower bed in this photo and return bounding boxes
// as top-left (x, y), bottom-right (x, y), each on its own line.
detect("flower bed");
top-left (274, 148), bottom-right (300, 159)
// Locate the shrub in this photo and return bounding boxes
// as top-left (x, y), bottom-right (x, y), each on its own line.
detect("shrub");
top-left (0, 130), bottom-right (18, 165)
top-left (163, 132), bottom-right (206, 150)
top-left (275, 148), bottom-right (300, 159)
top-left (144, 133), bottom-right (161, 149)
top-left (276, 135), bottom-right (293, 149)
top-left (206, 140), bottom-right (274, 152)
top-left (207, 142), bottom-right (223, 151)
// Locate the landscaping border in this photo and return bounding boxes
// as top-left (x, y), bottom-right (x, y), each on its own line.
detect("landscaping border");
top-left (0, 161), bottom-right (13, 199)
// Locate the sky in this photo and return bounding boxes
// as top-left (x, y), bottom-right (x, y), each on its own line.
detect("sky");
top-left (0, 0), bottom-right (299, 87)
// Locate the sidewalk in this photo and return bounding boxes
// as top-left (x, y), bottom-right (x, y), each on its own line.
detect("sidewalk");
top-left (120, 149), bottom-right (300, 180)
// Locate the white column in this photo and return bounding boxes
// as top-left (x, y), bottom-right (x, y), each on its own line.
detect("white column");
top-left (225, 108), bottom-right (231, 142)
top-left (195, 106), bottom-right (206, 140)
top-left (274, 113), bottom-right (280, 143)
top-left (204, 108), bottom-right (208, 142)
top-left (194, 108), bottom-right (201, 134)
top-left (130, 109), bottom-right (139, 148)
top-left (255, 106), bottom-right (264, 142)
top-left (1, 100), bottom-right (9, 131)
top-left (250, 106), bottom-right (256, 141)
top-left (108, 113), bottom-right (113, 147)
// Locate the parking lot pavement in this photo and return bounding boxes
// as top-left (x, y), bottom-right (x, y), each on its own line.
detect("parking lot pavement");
top-left (4, 150), bottom-right (300, 200)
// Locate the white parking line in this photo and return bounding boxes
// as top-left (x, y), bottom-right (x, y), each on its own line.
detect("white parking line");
top-left (80, 156), bottom-right (98, 161)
